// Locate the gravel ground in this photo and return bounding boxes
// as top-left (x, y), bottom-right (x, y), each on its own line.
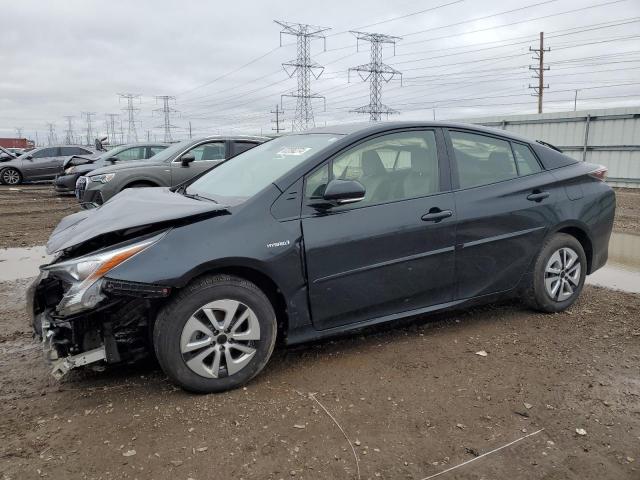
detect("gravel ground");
top-left (0, 184), bottom-right (639, 479)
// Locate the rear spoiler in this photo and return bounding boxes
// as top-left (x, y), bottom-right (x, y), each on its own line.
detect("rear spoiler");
top-left (535, 140), bottom-right (563, 153)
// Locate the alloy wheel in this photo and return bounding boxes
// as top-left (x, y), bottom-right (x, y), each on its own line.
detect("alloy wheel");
top-left (1, 168), bottom-right (20, 185)
top-left (180, 299), bottom-right (260, 379)
top-left (544, 247), bottom-right (581, 302)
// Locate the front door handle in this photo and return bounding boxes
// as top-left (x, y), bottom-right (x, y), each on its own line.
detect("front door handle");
top-left (421, 209), bottom-right (453, 222)
top-left (527, 191), bottom-right (550, 202)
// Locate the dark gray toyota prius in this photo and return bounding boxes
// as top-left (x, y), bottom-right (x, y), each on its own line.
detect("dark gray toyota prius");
top-left (28, 122), bottom-right (615, 393)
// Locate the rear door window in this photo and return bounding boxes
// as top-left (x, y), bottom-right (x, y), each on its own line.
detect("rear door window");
top-left (512, 143), bottom-right (542, 175)
top-left (60, 147), bottom-right (92, 156)
top-left (449, 131), bottom-right (518, 188)
top-left (32, 147), bottom-right (59, 158)
top-left (147, 146), bottom-right (166, 158)
top-left (232, 141), bottom-right (259, 157)
top-left (189, 142), bottom-right (226, 161)
top-left (114, 147), bottom-right (145, 161)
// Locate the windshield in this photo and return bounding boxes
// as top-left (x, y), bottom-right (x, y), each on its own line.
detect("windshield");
top-left (145, 139), bottom-right (193, 163)
top-left (186, 134), bottom-right (340, 204)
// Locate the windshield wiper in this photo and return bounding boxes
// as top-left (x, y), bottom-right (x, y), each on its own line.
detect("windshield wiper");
top-left (182, 190), bottom-right (218, 203)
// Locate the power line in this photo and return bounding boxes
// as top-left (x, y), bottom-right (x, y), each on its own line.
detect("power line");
top-left (276, 20), bottom-right (331, 131)
top-left (348, 31), bottom-right (402, 121)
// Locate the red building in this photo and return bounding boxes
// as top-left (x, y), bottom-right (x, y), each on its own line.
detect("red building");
top-left (0, 138), bottom-right (34, 149)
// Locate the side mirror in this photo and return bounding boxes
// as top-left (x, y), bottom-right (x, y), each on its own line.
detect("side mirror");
top-left (107, 157), bottom-right (119, 164)
top-left (180, 153), bottom-right (196, 167)
top-left (311, 179), bottom-right (365, 209)
top-left (25, 154), bottom-right (33, 160)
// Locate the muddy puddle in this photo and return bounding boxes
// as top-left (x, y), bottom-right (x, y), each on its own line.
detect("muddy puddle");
top-left (587, 231), bottom-right (640, 293)
top-left (0, 245), bottom-right (51, 281)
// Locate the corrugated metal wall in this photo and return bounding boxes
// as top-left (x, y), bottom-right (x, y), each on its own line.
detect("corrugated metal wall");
top-left (457, 107), bottom-right (640, 188)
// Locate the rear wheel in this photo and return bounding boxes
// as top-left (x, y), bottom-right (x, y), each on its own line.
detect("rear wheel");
top-left (1, 167), bottom-right (22, 185)
top-left (523, 233), bottom-right (587, 312)
top-left (153, 274), bottom-right (277, 393)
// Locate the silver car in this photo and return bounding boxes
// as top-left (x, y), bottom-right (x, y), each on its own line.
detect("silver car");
top-left (0, 145), bottom-right (96, 185)
top-left (77, 136), bottom-right (267, 205)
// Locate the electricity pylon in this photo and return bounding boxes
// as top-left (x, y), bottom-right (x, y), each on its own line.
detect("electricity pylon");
top-left (349, 31), bottom-right (402, 121)
top-left (118, 93), bottom-right (141, 143)
top-left (154, 95), bottom-right (178, 142)
top-left (275, 20), bottom-right (330, 131)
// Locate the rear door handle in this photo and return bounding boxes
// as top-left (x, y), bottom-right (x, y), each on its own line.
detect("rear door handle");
top-left (527, 191), bottom-right (550, 202)
top-left (421, 209), bottom-right (453, 222)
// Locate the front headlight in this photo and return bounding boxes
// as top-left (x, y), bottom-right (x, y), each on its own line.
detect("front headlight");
top-left (90, 173), bottom-right (116, 184)
top-left (41, 232), bottom-right (166, 316)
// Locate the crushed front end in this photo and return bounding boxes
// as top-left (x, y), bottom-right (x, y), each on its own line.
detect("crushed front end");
top-left (27, 232), bottom-right (171, 379)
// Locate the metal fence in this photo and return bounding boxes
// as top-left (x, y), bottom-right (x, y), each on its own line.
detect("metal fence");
top-left (458, 107), bottom-right (640, 188)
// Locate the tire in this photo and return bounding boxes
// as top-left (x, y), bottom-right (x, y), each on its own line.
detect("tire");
top-left (523, 233), bottom-right (587, 313)
top-left (153, 274), bottom-right (277, 393)
top-left (0, 167), bottom-right (22, 185)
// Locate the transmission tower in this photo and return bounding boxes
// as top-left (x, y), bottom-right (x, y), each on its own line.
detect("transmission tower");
top-left (63, 116), bottom-right (76, 144)
top-left (275, 20), bottom-right (330, 131)
top-left (81, 112), bottom-right (96, 145)
top-left (271, 104), bottom-right (284, 133)
top-left (529, 31), bottom-right (550, 114)
top-left (118, 93), bottom-right (141, 143)
top-left (154, 95), bottom-right (178, 142)
top-left (46, 123), bottom-right (57, 146)
top-left (348, 31), bottom-right (402, 121)
top-left (105, 113), bottom-right (119, 145)
top-left (15, 127), bottom-right (23, 138)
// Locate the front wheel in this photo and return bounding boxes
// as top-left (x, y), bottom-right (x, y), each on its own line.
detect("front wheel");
top-left (523, 233), bottom-right (587, 313)
top-left (1, 167), bottom-right (22, 185)
top-left (153, 274), bottom-right (277, 393)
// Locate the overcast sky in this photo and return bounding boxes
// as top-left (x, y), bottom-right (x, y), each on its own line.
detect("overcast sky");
top-left (1, 0), bottom-right (639, 144)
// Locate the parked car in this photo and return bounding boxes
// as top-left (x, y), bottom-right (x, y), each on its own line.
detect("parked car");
top-left (0, 145), bottom-right (96, 185)
top-left (75, 136), bottom-right (268, 205)
top-left (0, 146), bottom-right (17, 162)
top-left (28, 122), bottom-right (615, 392)
top-left (54, 143), bottom-right (168, 194)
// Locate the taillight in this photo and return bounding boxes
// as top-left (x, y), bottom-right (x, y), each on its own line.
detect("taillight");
top-left (588, 165), bottom-right (608, 182)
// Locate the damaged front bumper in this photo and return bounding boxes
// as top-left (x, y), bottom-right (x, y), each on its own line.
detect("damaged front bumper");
top-left (27, 272), bottom-right (170, 379)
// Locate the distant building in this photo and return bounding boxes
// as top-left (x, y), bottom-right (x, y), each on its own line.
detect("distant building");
top-left (0, 138), bottom-right (35, 149)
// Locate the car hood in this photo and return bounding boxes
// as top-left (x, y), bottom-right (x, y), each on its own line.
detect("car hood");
top-left (87, 160), bottom-right (163, 176)
top-left (47, 187), bottom-right (227, 254)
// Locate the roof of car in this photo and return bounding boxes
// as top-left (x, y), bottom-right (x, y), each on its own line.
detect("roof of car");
top-left (299, 121), bottom-right (536, 144)
top-left (184, 135), bottom-right (270, 143)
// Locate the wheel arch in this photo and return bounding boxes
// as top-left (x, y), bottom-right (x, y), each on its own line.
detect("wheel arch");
top-left (120, 179), bottom-right (161, 191)
top-left (176, 263), bottom-right (289, 343)
top-left (548, 222), bottom-right (594, 274)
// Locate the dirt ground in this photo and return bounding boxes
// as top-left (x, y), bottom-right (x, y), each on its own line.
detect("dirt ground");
top-left (614, 188), bottom-right (640, 235)
top-left (0, 185), bottom-right (79, 249)
top-left (1, 184), bottom-right (639, 479)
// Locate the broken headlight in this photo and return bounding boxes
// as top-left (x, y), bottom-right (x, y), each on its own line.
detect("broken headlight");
top-left (41, 232), bottom-right (165, 316)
